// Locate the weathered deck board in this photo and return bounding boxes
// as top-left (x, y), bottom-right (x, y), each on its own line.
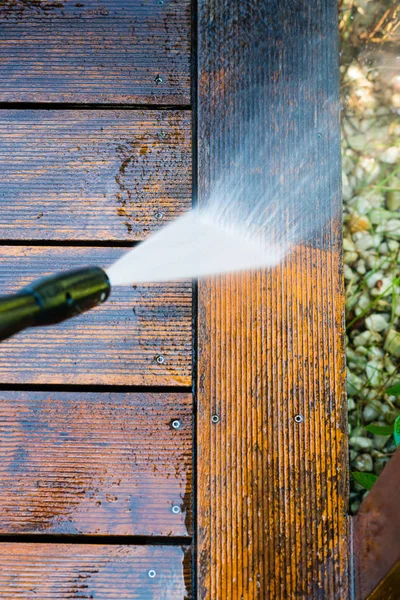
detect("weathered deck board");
top-left (0, 110), bottom-right (191, 241)
top-left (0, 0), bottom-right (190, 104)
top-left (0, 391), bottom-right (192, 536)
top-left (197, 0), bottom-right (348, 598)
top-left (0, 543), bottom-right (192, 598)
top-left (0, 247), bottom-right (192, 385)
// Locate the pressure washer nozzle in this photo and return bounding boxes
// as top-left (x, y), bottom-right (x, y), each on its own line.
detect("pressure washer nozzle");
top-left (0, 266), bottom-right (110, 342)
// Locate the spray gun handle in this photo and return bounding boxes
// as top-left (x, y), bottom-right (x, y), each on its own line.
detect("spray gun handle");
top-left (0, 267), bottom-right (111, 342)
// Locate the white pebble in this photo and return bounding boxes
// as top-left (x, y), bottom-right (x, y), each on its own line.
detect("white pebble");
top-left (362, 404), bottom-right (379, 422)
top-left (380, 147), bottom-right (400, 164)
top-left (384, 329), bottom-right (400, 358)
top-left (368, 346), bottom-right (384, 359)
top-left (348, 398), bottom-right (356, 412)
top-left (356, 260), bottom-right (367, 275)
top-left (366, 359), bottom-right (383, 387)
top-left (353, 331), bottom-right (373, 347)
top-left (365, 313), bottom-right (389, 333)
top-left (344, 251), bottom-right (358, 265)
top-left (366, 272), bottom-right (384, 289)
top-left (388, 240), bottom-right (400, 252)
top-left (344, 264), bottom-right (357, 281)
top-left (343, 237), bottom-right (356, 252)
top-left (349, 436), bottom-right (373, 451)
top-left (355, 234), bottom-right (374, 251)
top-left (384, 356), bottom-right (397, 375)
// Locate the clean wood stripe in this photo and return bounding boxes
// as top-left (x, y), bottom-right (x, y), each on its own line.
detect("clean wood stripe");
top-left (0, 0), bottom-right (191, 104)
top-left (0, 110), bottom-right (191, 241)
top-left (0, 391), bottom-right (192, 536)
top-left (0, 543), bottom-right (192, 598)
top-left (0, 246), bottom-right (192, 386)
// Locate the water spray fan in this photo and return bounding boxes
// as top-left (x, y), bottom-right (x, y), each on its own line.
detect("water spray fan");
top-left (0, 267), bottom-right (110, 342)
top-left (0, 211), bottom-right (286, 342)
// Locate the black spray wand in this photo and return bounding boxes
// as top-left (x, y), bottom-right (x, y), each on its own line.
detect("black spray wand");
top-left (0, 267), bottom-right (111, 342)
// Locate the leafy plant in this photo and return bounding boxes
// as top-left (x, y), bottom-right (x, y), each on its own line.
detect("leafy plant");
top-left (351, 471), bottom-right (378, 491)
top-left (365, 423), bottom-right (393, 436)
top-left (352, 414), bottom-right (400, 491)
top-left (364, 414), bottom-right (400, 446)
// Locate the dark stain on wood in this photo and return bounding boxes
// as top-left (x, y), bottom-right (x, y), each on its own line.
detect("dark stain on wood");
top-left (0, 0), bottom-right (191, 104)
top-left (0, 110), bottom-right (191, 241)
top-left (0, 246), bottom-right (192, 385)
top-left (0, 543), bottom-right (192, 598)
top-left (0, 391), bottom-right (192, 536)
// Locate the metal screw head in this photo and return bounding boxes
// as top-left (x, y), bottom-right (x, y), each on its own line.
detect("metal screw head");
top-left (294, 414), bottom-right (303, 423)
top-left (172, 504), bottom-right (181, 514)
top-left (211, 414), bottom-right (220, 424)
top-left (171, 419), bottom-right (182, 430)
top-left (155, 75), bottom-right (163, 84)
top-left (154, 211), bottom-right (164, 220)
top-left (158, 130), bottom-right (167, 140)
top-left (156, 355), bottom-right (165, 365)
top-left (148, 569), bottom-right (157, 578)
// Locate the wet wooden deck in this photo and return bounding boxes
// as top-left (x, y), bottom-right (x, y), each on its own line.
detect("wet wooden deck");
top-left (0, 1), bottom-right (349, 598)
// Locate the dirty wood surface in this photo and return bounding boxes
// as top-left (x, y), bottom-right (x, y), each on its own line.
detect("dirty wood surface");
top-left (0, 110), bottom-right (191, 241)
top-left (0, 391), bottom-right (192, 536)
top-left (0, 0), bottom-right (190, 104)
top-left (0, 247), bottom-right (192, 385)
top-left (0, 543), bottom-right (192, 599)
top-left (197, 0), bottom-right (349, 598)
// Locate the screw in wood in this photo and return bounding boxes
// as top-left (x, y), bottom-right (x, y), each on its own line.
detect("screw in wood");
top-left (171, 419), bottom-right (182, 430)
top-left (294, 414), bottom-right (304, 423)
top-left (154, 211), bottom-right (164, 220)
top-left (156, 355), bottom-right (165, 364)
top-left (155, 75), bottom-right (163, 84)
top-left (158, 130), bottom-right (167, 140)
top-left (148, 569), bottom-right (157, 578)
top-left (211, 414), bottom-right (220, 424)
top-left (172, 504), bottom-right (181, 514)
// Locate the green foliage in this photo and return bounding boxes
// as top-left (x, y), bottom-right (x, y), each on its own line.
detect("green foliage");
top-left (351, 471), bottom-right (378, 491)
top-left (386, 383), bottom-right (400, 396)
top-left (394, 415), bottom-right (400, 448)
top-left (365, 423), bottom-right (393, 436)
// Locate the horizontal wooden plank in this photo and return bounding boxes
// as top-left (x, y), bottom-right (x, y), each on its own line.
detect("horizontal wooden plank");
top-left (0, 110), bottom-right (191, 241)
top-left (0, 543), bottom-right (191, 599)
top-left (0, 247), bottom-right (192, 385)
top-left (0, 391), bottom-right (192, 536)
top-left (0, 0), bottom-right (190, 104)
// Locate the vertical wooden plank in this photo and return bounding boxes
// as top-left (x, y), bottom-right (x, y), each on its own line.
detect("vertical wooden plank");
top-left (196, 1), bottom-right (349, 598)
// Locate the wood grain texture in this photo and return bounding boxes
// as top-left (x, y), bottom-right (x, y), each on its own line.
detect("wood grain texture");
top-left (0, 391), bottom-right (192, 536)
top-left (365, 561), bottom-right (400, 600)
top-left (353, 448), bottom-right (400, 599)
top-left (0, 543), bottom-right (192, 599)
top-left (197, 0), bottom-right (349, 598)
top-left (0, 247), bottom-right (191, 385)
top-left (0, 0), bottom-right (190, 104)
top-left (0, 110), bottom-right (191, 241)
